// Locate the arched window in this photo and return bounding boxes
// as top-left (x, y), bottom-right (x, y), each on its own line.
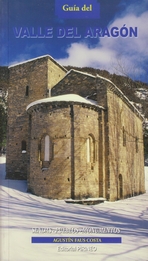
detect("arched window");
top-left (118, 174), bottom-right (123, 199)
top-left (135, 137), bottom-right (138, 153)
top-left (87, 134), bottom-right (95, 163)
top-left (44, 135), bottom-right (50, 161)
top-left (21, 140), bottom-right (26, 153)
top-left (123, 126), bottom-right (126, 147)
top-left (25, 85), bottom-right (29, 97)
top-left (40, 135), bottom-right (52, 168)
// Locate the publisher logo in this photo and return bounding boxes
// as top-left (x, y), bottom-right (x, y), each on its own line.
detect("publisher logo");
top-left (55, 0), bottom-right (100, 19)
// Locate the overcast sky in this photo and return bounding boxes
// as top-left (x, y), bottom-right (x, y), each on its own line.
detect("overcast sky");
top-left (1, 0), bottom-right (148, 83)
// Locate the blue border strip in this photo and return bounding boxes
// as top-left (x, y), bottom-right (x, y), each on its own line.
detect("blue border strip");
top-left (32, 237), bottom-right (122, 244)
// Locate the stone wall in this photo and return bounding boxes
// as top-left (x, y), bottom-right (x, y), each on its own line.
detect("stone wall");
top-left (6, 56), bottom-right (66, 179)
top-left (27, 103), bottom-right (71, 198)
top-left (51, 70), bottom-right (97, 98)
top-left (5, 55), bottom-right (145, 201)
top-left (72, 105), bottom-right (99, 199)
top-left (107, 88), bottom-right (145, 201)
top-left (95, 78), bottom-right (145, 201)
top-left (47, 58), bottom-right (66, 93)
top-left (27, 101), bottom-right (103, 199)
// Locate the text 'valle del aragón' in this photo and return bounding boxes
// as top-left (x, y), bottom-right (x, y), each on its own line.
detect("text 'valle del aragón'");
top-left (13, 26), bottom-right (138, 39)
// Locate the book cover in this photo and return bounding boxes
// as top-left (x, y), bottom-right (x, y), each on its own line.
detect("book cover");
top-left (0, 0), bottom-right (148, 260)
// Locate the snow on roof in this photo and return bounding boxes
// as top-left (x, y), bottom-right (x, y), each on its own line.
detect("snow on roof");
top-left (66, 69), bottom-right (96, 78)
top-left (96, 74), bottom-right (144, 120)
top-left (8, 55), bottom-right (67, 72)
top-left (26, 94), bottom-right (104, 111)
top-left (57, 71), bottom-right (143, 119)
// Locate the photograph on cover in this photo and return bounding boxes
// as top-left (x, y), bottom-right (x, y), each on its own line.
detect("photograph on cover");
top-left (0, 0), bottom-right (148, 260)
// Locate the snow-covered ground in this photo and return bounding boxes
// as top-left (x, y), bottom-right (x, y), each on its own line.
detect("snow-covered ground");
top-left (0, 156), bottom-right (148, 261)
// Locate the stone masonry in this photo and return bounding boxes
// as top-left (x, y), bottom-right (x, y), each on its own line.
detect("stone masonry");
top-left (6, 56), bottom-right (66, 179)
top-left (4, 55), bottom-right (145, 201)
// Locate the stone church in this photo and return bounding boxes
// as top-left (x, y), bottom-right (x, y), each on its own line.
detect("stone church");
top-left (4, 55), bottom-right (145, 201)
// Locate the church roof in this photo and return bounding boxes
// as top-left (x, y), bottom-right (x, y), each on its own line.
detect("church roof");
top-left (8, 55), bottom-right (67, 72)
top-left (52, 69), bottom-right (144, 120)
top-left (26, 94), bottom-right (104, 111)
